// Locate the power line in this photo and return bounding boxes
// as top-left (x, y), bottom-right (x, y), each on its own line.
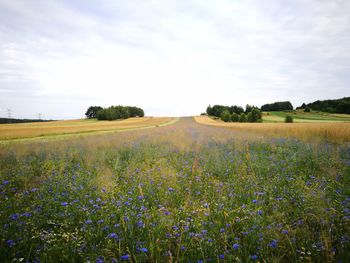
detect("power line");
top-left (7, 108), bottom-right (12, 119)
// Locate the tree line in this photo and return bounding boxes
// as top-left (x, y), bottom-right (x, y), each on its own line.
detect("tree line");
top-left (261, 101), bottom-right (293, 111)
top-left (206, 104), bottom-right (262, 122)
top-left (297, 97), bottom-right (350, 114)
top-left (85, 106), bottom-right (144, 120)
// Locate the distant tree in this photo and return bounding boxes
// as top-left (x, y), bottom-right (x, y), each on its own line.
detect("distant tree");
top-left (229, 105), bottom-right (244, 115)
top-left (96, 105), bottom-right (144, 121)
top-left (304, 107), bottom-right (311, 112)
top-left (302, 97), bottom-right (350, 114)
top-left (206, 105), bottom-right (213, 115)
top-left (230, 112), bottom-right (239, 122)
top-left (246, 108), bottom-right (262, 122)
top-left (245, 104), bottom-right (253, 113)
top-left (127, 106), bottom-right (144, 117)
top-left (285, 115), bottom-right (293, 123)
top-left (301, 103), bottom-right (306, 109)
top-left (261, 101), bottom-right (293, 111)
top-left (239, 113), bottom-right (247, 122)
top-left (85, 106), bottom-right (103, 119)
top-left (246, 112), bottom-right (253, 122)
top-left (221, 110), bottom-right (231, 122)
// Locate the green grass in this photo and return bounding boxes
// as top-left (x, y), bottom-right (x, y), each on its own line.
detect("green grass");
top-left (263, 111), bottom-right (350, 123)
top-left (0, 118), bottom-right (349, 262)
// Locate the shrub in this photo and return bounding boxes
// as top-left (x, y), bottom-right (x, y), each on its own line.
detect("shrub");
top-left (285, 115), bottom-right (294, 123)
top-left (304, 107), bottom-right (311, 112)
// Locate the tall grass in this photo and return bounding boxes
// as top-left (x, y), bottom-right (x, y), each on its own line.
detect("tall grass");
top-left (0, 118), bottom-right (349, 262)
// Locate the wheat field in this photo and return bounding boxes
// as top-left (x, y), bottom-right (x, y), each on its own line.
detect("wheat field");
top-left (195, 115), bottom-right (350, 143)
top-left (0, 117), bottom-right (175, 141)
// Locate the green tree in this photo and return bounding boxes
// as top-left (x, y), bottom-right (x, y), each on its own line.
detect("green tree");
top-left (239, 113), bottom-right (247, 122)
top-left (304, 107), bottom-right (311, 112)
top-left (231, 112), bottom-right (239, 122)
top-left (221, 110), bottom-right (231, 122)
top-left (85, 106), bottom-right (103, 119)
top-left (245, 104), bottom-right (253, 113)
top-left (249, 108), bottom-right (262, 122)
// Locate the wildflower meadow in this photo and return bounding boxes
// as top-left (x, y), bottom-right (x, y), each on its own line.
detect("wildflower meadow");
top-left (0, 118), bottom-right (349, 262)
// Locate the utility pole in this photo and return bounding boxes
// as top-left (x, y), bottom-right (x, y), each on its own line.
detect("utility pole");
top-left (7, 108), bottom-right (12, 119)
top-left (7, 108), bottom-right (12, 123)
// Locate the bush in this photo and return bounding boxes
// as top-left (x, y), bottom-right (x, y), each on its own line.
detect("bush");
top-left (231, 113), bottom-right (239, 122)
top-left (285, 115), bottom-right (294, 123)
top-left (220, 110), bottom-right (231, 122)
top-left (239, 113), bottom-right (247, 122)
top-left (304, 107), bottom-right (311, 112)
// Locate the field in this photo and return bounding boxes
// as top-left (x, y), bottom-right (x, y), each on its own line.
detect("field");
top-left (0, 117), bottom-right (349, 262)
top-left (0, 117), bottom-right (175, 141)
top-left (195, 116), bottom-right (350, 143)
top-left (262, 111), bottom-right (350, 123)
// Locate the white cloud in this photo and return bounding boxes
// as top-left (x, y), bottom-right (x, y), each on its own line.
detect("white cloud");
top-left (0, 0), bottom-right (349, 118)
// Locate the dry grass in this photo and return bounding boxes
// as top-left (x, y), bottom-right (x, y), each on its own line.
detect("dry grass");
top-left (0, 117), bottom-right (174, 140)
top-left (194, 115), bottom-right (350, 143)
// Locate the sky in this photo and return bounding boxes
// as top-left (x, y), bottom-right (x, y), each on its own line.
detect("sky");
top-left (0, 0), bottom-right (349, 119)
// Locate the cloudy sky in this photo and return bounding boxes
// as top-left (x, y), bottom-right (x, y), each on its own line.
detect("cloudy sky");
top-left (0, 0), bottom-right (349, 119)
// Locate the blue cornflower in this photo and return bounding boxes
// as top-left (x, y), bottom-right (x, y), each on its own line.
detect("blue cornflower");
top-left (269, 239), bottom-right (278, 248)
top-left (140, 247), bottom-right (148, 253)
top-left (251, 255), bottom-right (258, 260)
top-left (107, 233), bottom-right (118, 239)
top-left (282, 229), bottom-right (289, 234)
top-left (257, 210), bottom-right (263, 216)
top-left (252, 199), bottom-right (258, 203)
top-left (137, 220), bottom-right (144, 228)
top-left (233, 243), bottom-right (239, 250)
top-left (6, 239), bottom-right (15, 247)
top-left (168, 187), bottom-right (174, 192)
top-left (96, 257), bottom-right (104, 263)
top-left (85, 219), bottom-right (92, 224)
top-left (61, 202), bottom-right (68, 207)
top-left (120, 254), bottom-right (130, 260)
top-left (9, 214), bottom-right (19, 220)
top-left (21, 212), bottom-right (32, 217)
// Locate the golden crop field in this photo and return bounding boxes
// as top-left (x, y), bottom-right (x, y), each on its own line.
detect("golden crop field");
top-left (0, 117), bottom-right (175, 141)
top-left (194, 115), bottom-right (350, 143)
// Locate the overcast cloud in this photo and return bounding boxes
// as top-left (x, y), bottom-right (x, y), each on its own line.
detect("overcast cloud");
top-left (0, 0), bottom-right (349, 119)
